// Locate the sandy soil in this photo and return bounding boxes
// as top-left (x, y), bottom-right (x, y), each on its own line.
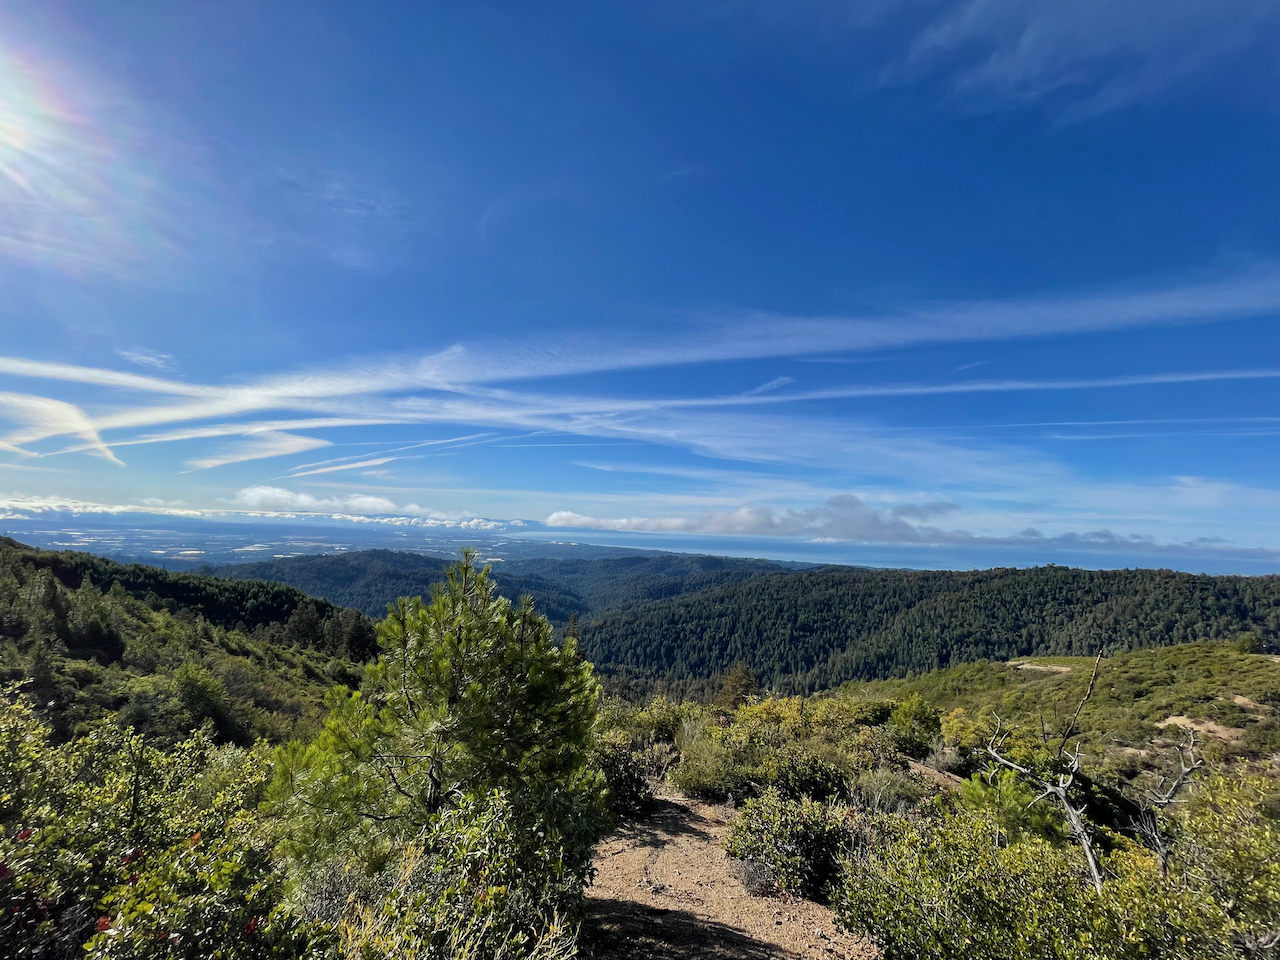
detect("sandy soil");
top-left (583, 792), bottom-right (876, 960)
top-left (1009, 661), bottom-right (1073, 673)
top-left (1232, 695), bottom-right (1271, 713)
top-left (1158, 715), bottom-right (1245, 741)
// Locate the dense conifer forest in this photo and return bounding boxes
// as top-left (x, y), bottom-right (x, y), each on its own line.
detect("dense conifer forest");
top-left (0, 537), bottom-right (371, 743)
top-left (580, 564), bottom-right (1280, 696)
top-left (206, 549), bottom-right (792, 622)
top-left (207, 548), bottom-right (1280, 699)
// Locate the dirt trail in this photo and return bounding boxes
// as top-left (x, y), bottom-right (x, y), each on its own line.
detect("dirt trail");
top-left (583, 792), bottom-right (875, 960)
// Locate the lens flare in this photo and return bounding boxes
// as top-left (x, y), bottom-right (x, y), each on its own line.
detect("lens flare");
top-left (0, 43), bottom-right (178, 277)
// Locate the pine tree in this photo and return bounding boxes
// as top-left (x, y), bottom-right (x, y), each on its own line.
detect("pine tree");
top-left (268, 549), bottom-right (604, 868)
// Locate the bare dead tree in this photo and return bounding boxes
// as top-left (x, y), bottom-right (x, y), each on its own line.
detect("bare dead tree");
top-left (1132, 728), bottom-right (1203, 877)
top-left (986, 653), bottom-right (1106, 894)
top-left (987, 720), bottom-right (1105, 893)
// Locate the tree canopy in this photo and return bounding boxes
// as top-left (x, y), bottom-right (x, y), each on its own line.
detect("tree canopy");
top-left (267, 549), bottom-right (603, 872)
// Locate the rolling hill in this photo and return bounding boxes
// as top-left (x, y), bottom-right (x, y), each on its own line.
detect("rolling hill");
top-left (205, 549), bottom-right (794, 621)
top-left (578, 564), bottom-right (1280, 696)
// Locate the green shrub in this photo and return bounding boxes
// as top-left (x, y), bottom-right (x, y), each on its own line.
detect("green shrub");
top-left (266, 552), bottom-right (605, 875)
top-left (959, 769), bottom-right (1066, 844)
top-left (1175, 772), bottom-right (1280, 953)
top-left (836, 809), bottom-right (1230, 960)
top-left (764, 747), bottom-right (848, 803)
top-left (668, 738), bottom-right (760, 802)
top-left (725, 788), bottom-right (856, 900)
top-left (593, 731), bottom-right (654, 817)
top-left (0, 691), bottom-right (311, 960)
top-left (886, 693), bottom-right (941, 760)
top-left (1231, 632), bottom-right (1263, 654)
top-left (640, 695), bottom-right (690, 742)
top-left (321, 790), bottom-right (584, 960)
top-left (848, 765), bottom-right (929, 813)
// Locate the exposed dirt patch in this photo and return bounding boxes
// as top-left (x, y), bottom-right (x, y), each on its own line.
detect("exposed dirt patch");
top-left (584, 792), bottom-right (875, 960)
top-left (1232, 695), bottom-right (1271, 713)
top-left (1009, 661), bottom-right (1073, 673)
top-left (1116, 746), bottom-right (1153, 758)
top-left (1158, 716), bottom-right (1245, 741)
top-left (908, 760), bottom-right (964, 792)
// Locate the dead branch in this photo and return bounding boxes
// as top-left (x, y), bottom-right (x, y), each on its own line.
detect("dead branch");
top-left (1147, 729), bottom-right (1203, 808)
top-left (986, 657), bottom-right (1109, 895)
top-left (1058, 652), bottom-right (1103, 760)
top-left (1131, 729), bottom-right (1203, 877)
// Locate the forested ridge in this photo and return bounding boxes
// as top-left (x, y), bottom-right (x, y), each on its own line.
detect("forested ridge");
top-left (581, 564), bottom-right (1280, 696)
top-left (207, 550), bottom-right (584, 621)
top-left (2, 536), bottom-right (349, 635)
top-left (0, 537), bottom-right (371, 743)
top-left (207, 549), bottom-right (791, 620)
top-left (17, 535), bottom-right (1280, 704)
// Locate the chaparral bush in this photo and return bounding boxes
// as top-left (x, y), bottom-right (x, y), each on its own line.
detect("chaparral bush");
top-left (0, 689), bottom-right (312, 960)
top-left (724, 787), bottom-right (858, 900)
top-left (835, 806), bottom-right (1237, 960)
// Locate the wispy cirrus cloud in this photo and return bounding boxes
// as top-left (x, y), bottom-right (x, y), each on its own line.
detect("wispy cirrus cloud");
top-left (678, 0), bottom-right (1279, 119)
top-left (185, 433), bottom-right (331, 471)
top-left (285, 456), bottom-right (403, 478)
top-left (5, 358), bottom-right (1280, 476)
top-left (0, 392), bottom-right (120, 463)
top-left (899, 0), bottom-right (1280, 119)
top-left (117, 348), bottom-right (175, 372)
top-left (2, 262), bottom-right (1279, 455)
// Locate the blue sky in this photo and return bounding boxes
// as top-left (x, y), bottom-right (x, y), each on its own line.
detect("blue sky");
top-left (2, 0), bottom-right (1280, 571)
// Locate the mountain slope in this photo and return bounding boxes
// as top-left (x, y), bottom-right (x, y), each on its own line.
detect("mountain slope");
top-left (0, 537), bottom-right (366, 742)
top-left (207, 549), bottom-right (793, 621)
top-left (580, 564), bottom-right (1280, 695)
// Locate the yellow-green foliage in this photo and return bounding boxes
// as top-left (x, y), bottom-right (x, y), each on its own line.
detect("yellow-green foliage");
top-left (1175, 772), bottom-right (1280, 952)
top-left (0, 691), bottom-right (312, 959)
top-left (837, 808), bottom-right (1233, 960)
top-left (725, 788), bottom-right (860, 899)
top-left (636, 689), bottom-right (930, 803)
top-left (326, 792), bottom-right (582, 960)
top-left (859, 641), bottom-right (1280, 779)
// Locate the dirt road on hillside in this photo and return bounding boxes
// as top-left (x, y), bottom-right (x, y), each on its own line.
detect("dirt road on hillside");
top-left (583, 792), bottom-right (876, 960)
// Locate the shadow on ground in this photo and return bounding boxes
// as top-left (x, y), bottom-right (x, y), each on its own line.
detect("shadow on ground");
top-left (606, 796), bottom-right (719, 849)
top-left (584, 898), bottom-right (789, 960)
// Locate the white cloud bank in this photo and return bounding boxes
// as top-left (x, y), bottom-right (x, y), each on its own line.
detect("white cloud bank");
top-left (547, 495), bottom-right (960, 541)
top-left (227, 485), bottom-right (401, 515)
top-left (0, 488), bottom-right (511, 530)
top-left (545, 493), bottom-right (1280, 559)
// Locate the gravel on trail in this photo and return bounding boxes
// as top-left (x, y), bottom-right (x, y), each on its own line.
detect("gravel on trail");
top-left (583, 791), bottom-right (877, 960)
